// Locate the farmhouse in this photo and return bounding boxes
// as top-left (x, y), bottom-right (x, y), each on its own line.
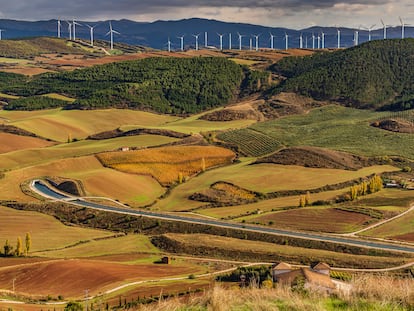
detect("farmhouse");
top-left (272, 262), bottom-right (335, 292)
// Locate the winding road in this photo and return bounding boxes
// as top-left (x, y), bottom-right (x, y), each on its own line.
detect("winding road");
top-left (31, 180), bottom-right (414, 254)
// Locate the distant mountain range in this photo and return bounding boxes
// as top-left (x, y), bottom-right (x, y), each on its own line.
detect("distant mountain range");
top-left (0, 18), bottom-right (413, 50)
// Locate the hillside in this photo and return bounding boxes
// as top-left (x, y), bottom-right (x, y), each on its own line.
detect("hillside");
top-left (271, 39), bottom-right (414, 110)
top-left (1, 57), bottom-right (269, 114)
top-left (0, 37), bottom-right (148, 59)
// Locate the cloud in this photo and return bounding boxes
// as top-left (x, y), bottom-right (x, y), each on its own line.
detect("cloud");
top-left (0, 0), bottom-right (411, 29)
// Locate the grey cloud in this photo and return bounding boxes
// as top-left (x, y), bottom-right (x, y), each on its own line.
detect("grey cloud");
top-left (2, 0), bottom-right (391, 19)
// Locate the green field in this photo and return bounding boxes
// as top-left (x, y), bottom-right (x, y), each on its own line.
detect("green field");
top-left (0, 205), bottom-right (112, 252)
top-left (220, 105), bottom-right (414, 159)
top-left (33, 234), bottom-right (160, 258)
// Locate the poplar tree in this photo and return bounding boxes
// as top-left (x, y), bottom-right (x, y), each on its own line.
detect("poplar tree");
top-left (25, 232), bottom-right (32, 256)
top-left (15, 237), bottom-right (23, 256)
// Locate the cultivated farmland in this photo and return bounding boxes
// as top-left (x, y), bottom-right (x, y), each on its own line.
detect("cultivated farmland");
top-left (97, 145), bottom-right (236, 185)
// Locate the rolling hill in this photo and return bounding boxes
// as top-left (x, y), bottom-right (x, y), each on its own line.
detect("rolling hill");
top-left (271, 39), bottom-right (414, 110)
top-left (1, 57), bottom-right (269, 114)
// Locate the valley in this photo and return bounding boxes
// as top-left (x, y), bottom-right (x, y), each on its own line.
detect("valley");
top-left (0, 37), bottom-right (413, 310)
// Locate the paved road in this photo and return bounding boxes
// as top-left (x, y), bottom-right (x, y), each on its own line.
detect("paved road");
top-left (31, 180), bottom-right (414, 254)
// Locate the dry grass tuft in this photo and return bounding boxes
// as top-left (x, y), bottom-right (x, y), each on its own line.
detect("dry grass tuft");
top-left (135, 274), bottom-right (414, 311)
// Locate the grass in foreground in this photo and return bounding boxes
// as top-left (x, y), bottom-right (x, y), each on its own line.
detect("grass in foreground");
top-left (137, 274), bottom-right (414, 311)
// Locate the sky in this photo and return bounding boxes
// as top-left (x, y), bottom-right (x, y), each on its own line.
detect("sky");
top-left (0, 0), bottom-right (413, 29)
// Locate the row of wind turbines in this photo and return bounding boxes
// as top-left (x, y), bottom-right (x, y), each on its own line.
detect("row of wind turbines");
top-left (166, 17), bottom-right (412, 52)
top-left (57, 19), bottom-right (120, 50)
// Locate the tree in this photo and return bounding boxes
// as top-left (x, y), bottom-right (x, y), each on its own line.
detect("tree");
top-left (305, 191), bottom-right (311, 206)
top-left (3, 240), bottom-right (13, 257)
top-left (25, 232), bottom-right (31, 256)
top-left (299, 195), bottom-right (306, 207)
top-left (15, 237), bottom-right (23, 257)
top-left (64, 301), bottom-right (83, 311)
top-left (201, 157), bottom-right (206, 172)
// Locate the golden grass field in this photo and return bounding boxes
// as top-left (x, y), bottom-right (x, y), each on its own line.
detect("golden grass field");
top-left (152, 158), bottom-right (399, 212)
top-left (0, 109), bottom-right (179, 142)
top-left (97, 145), bottom-right (236, 185)
top-left (0, 132), bottom-right (55, 153)
top-left (0, 155), bottom-right (164, 205)
top-left (0, 134), bottom-right (178, 171)
top-left (33, 234), bottom-right (160, 258)
top-left (0, 205), bottom-right (112, 252)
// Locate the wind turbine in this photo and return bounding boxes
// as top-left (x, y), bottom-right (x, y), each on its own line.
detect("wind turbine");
top-left (299, 33), bottom-right (303, 49)
top-left (249, 37), bottom-right (252, 51)
top-left (253, 34), bottom-right (260, 51)
top-left (381, 19), bottom-right (388, 39)
top-left (337, 28), bottom-right (341, 48)
top-left (0, 29), bottom-right (4, 41)
top-left (321, 30), bottom-right (325, 49)
top-left (85, 24), bottom-right (98, 47)
top-left (177, 35), bottom-right (185, 51)
top-left (205, 32), bottom-right (208, 48)
top-left (166, 37), bottom-right (172, 52)
top-left (353, 29), bottom-right (359, 46)
top-left (229, 33), bottom-right (232, 50)
top-left (57, 19), bottom-right (61, 38)
top-left (317, 34), bottom-right (321, 49)
top-left (106, 21), bottom-right (120, 50)
top-left (365, 24), bottom-right (376, 41)
top-left (284, 32), bottom-right (289, 50)
top-left (217, 33), bottom-right (224, 51)
top-left (192, 33), bottom-right (200, 50)
top-left (312, 33), bottom-right (315, 49)
top-left (269, 32), bottom-right (275, 50)
top-left (399, 17), bottom-right (410, 39)
top-left (237, 32), bottom-right (244, 50)
top-left (72, 18), bottom-right (82, 41)
top-left (66, 21), bottom-right (72, 40)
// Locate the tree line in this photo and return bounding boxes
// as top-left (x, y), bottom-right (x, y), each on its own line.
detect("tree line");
top-left (2, 232), bottom-right (31, 257)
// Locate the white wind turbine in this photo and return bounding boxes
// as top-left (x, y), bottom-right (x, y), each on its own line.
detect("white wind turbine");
top-left (366, 24), bottom-right (376, 41)
top-left (317, 34), bottom-right (321, 49)
top-left (381, 19), bottom-right (389, 39)
top-left (166, 37), bottom-right (172, 52)
top-left (192, 33), bottom-right (200, 50)
top-left (299, 33), bottom-right (303, 49)
top-left (253, 34), bottom-right (260, 51)
top-left (354, 29), bottom-right (359, 46)
top-left (86, 24), bottom-right (98, 47)
top-left (217, 33), bottom-right (224, 51)
top-left (106, 21), bottom-right (120, 50)
top-left (399, 17), bottom-right (410, 39)
top-left (66, 21), bottom-right (72, 40)
top-left (312, 33), bottom-right (315, 49)
top-left (204, 32), bottom-right (208, 48)
top-left (284, 32), bottom-right (289, 50)
top-left (229, 33), bottom-right (232, 50)
top-left (305, 36), bottom-right (309, 49)
top-left (249, 37), bottom-right (253, 50)
top-left (337, 28), bottom-right (341, 48)
top-left (57, 19), bottom-right (61, 38)
top-left (321, 30), bottom-right (325, 49)
top-left (0, 29), bottom-right (4, 40)
top-left (72, 18), bottom-right (82, 41)
top-left (237, 32), bottom-right (245, 50)
top-left (177, 35), bottom-right (185, 51)
top-left (269, 32), bottom-right (275, 50)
